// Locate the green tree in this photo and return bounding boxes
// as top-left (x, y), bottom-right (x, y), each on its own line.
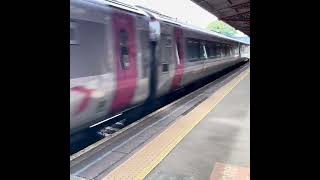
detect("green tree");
top-left (207, 20), bottom-right (236, 37)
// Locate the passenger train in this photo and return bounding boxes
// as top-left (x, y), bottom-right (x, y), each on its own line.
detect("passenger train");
top-left (70, 0), bottom-right (250, 134)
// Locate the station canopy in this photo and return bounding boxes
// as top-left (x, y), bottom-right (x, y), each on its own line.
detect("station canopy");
top-left (191, 0), bottom-right (250, 36)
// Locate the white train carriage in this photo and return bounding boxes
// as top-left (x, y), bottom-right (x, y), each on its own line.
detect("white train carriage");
top-left (70, 0), bottom-right (250, 134)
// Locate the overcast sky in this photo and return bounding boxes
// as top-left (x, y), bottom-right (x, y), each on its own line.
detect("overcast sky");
top-left (119, 0), bottom-right (246, 37)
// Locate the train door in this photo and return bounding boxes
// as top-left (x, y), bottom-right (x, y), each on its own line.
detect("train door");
top-left (111, 12), bottom-right (137, 112)
top-left (157, 33), bottom-right (174, 96)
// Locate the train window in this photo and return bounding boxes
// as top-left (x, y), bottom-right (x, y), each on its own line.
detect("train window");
top-left (216, 43), bottom-right (221, 58)
top-left (160, 34), bottom-right (173, 72)
top-left (70, 20), bottom-right (106, 78)
top-left (222, 44), bottom-right (228, 57)
top-left (245, 45), bottom-right (250, 53)
top-left (205, 43), bottom-right (210, 57)
top-left (161, 35), bottom-right (173, 63)
top-left (70, 22), bottom-right (79, 45)
top-left (231, 46), bottom-right (236, 56)
top-left (205, 42), bottom-right (217, 58)
top-left (222, 45), bottom-right (225, 57)
top-left (225, 46), bottom-right (231, 57)
top-left (200, 42), bottom-right (207, 59)
top-left (220, 44), bottom-right (224, 57)
top-left (235, 44), bottom-right (240, 56)
top-left (120, 30), bottom-right (129, 70)
top-left (240, 45), bottom-right (246, 53)
top-left (186, 39), bottom-right (200, 61)
top-left (162, 63), bottom-right (169, 72)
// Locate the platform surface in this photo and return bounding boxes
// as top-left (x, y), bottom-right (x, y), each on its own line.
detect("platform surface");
top-left (145, 73), bottom-right (250, 180)
top-left (71, 65), bottom-right (250, 180)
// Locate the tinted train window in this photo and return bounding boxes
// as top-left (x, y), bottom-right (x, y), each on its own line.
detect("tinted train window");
top-left (220, 44), bottom-right (224, 57)
top-left (222, 44), bottom-right (228, 57)
top-left (70, 22), bottom-right (79, 45)
top-left (234, 44), bottom-right (240, 55)
top-left (245, 45), bottom-right (250, 53)
top-left (240, 45), bottom-right (249, 55)
top-left (231, 46), bottom-right (236, 56)
top-left (120, 30), bottom-right (129, 70)
top-left (216, 43), bottom-right (222, 58)
top-left (225, 45), bottom-right (231, 57)
top-left (186, 39), bottom-right (200, 61)
top-left (205, 42), bottom-right (217, 58)
top-left (200, 42), bottom-right (207, 59)
top-left (229, 46), bottom-right (233, 56)
top-left (240, 45), bottom-right (246, 53)
top-left (224, 45), bottom-right (227, 57)
top-left (162, 63), bottom-right (169, 72)
top-left (205, 43), bottom-right (211, 58)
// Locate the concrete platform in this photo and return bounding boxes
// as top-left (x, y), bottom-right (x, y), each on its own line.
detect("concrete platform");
top-left (145, 73), bottom-right (250, 180)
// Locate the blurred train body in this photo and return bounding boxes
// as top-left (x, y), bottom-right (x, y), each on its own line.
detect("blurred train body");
top-left (70, 0), bottom-right (250, 134)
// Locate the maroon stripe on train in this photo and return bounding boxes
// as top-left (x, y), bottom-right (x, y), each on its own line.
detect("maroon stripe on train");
top-left (171, 27), bottom-right (184, 90)
top-left (111, 12), bottom-right (138, 112)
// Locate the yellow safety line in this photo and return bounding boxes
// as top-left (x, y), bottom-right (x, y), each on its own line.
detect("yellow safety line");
top-left (103, 69), bottom-right (250, 180)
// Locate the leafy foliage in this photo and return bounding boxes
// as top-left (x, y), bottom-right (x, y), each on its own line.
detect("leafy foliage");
top-left (207, 20), bottom-right (236, 36)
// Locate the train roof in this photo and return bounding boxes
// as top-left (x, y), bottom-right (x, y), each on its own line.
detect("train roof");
top-left (83, 0), bottom-right (149, 16)
top-left (135, 5), bottom-right (249, 45)
top-left (79, 0), bottom-right (249, 45)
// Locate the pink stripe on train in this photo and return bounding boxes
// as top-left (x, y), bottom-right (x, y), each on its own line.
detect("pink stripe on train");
top-left (171, 27), bottom-right (184, 90)
top-left (111, 12), bottom-right (138, 112)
